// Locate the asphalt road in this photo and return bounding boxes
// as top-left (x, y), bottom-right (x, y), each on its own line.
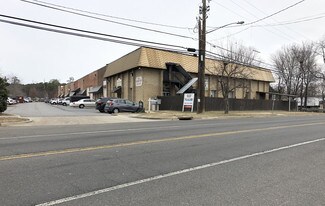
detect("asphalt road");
top-left (1, 105), bottom-right (325, 205)
top-left (5, 102), bottom-right (110, 117)
top-left (4, 102), bottom-right (153, 125)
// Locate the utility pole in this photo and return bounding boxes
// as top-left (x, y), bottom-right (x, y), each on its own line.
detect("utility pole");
top-left (299, 60), bottom-right (304, 109)
top-left (197, 0), bottom-right (207, 114)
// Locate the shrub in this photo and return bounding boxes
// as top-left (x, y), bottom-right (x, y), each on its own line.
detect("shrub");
top-left (0, 77), bottom-right (8, 113)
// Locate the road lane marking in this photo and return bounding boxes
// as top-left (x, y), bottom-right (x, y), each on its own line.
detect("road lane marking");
top-left (0, 122), bottom-right (223, 140)
top-left (36, 136), bottom-right (325, 206)
top-left (0, 125), bottom-right (183, 140)
top-left (0, 117), bottom-right (313, 140)
top-left (1, 121), bottom-right (324, 161)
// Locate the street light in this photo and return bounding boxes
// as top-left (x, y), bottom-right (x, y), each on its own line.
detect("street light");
top-left (197, 19), bottom-right (244, 114)
top-left (206, 21), bottom-right (245, 34)
top-left (195, 0), bottom-right (245, 114)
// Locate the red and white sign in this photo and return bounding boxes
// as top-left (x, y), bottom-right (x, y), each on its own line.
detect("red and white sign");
top-left (182, 93), bottom-right (195, 112)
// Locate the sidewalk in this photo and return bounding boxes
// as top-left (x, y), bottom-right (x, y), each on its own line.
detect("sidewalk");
top-left (0, 114), bottom-right (153, 126)
top-left (134, 110), bottom-right (318, 120)
top-left (0, 110), bottom-right (322, 126)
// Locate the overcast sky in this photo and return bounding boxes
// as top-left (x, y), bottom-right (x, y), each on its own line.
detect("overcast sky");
top-left (1, 0), bottom-right (325, 84)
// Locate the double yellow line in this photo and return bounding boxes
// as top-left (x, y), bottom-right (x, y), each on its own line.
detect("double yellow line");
top-left (1, 122), bottom-right (324, 161)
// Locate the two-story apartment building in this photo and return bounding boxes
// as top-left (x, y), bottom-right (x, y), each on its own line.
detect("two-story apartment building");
top-left (58, 47), bottom-right (275, 110)
top-left (58, 66), bottom-right (106, 100)
top-left (103, 47), bottom-right (274, 109)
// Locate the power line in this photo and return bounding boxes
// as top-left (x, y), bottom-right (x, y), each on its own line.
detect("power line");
top-left (211, 0), bottom-right (306, 27)
top-left (244, 0), bottom-right (306, 26)
top-left (21, 0), bottom-right (192, 30)
top-left (210, 0), bottom-right (306, 41)
top-left (205, 50), bottom-right (279, 74)
top-left (253, 14), bottom-right (325, 27)
top-left (209, 4), bottom-right (293, 43)
top-left (221, 0), bottom-right (301, 41)
top-left (241, 0), bottom-right (310, 40)
top-left (0, 15), bottom-right (279, 74)
top-left (206, 41), bottom-right (275, 67)
top-left (20, 0), bottom-right (196, 40)
top-left (0, 13), bottom-right (280, 77)
top-left (209, 1), bottom-right (248, 23)
top-left (0, 14), bottom-right (190, 52)
top-left (280, 12), bottom-right (325, 23)
top-left (212, 26), bottom-right (251, 41)
top-left (205, 1), bottom-right (292, 71)
top-left (228, 0), bottom-right (298, 41)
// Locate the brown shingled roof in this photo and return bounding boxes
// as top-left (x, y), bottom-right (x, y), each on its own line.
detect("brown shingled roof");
top-left (104, 47), bottom-right (275, 82)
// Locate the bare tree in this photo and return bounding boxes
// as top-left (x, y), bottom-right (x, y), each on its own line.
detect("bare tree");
top-left (294, 42), bottom-right (318, 108)
top-left (212, 42), bottom-right (259, 114)
top-left (319, 79), bottom-right (325, 102)
top-left (273, 42), bottom-right (318, 108)
top-left (318, 35), bottom-right (325, 64)
top-left (315, 36), bottom-right (325, 102)
top-left (272, 45), bottom-right (301, 96)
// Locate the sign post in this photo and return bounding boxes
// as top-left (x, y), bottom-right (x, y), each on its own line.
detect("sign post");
top-left (182, 93), bottom-right (195, 112)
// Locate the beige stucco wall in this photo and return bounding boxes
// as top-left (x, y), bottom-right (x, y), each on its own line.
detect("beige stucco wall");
top-left (104, 67), bottom-right (272, 110)
top-left (249, 81), bottom-right (270, 100)
top-left (134, 68), bottom-right (162, 109)
top-left (105, 67), bottom-right (163, 109)
top-left (201, 76), bottom-right (270, 100)
top-left (250, 81), bottom-right (258, 99)
top-left (122, 73), bottom-right (129, 99)
top-left (207, 75), bottom-right (270, 100)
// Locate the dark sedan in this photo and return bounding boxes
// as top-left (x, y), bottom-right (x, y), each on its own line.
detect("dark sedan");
top-left (104, 98), bottom-right (141, 114)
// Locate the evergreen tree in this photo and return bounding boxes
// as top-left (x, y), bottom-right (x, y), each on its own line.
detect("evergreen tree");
top-left (0, 77), bottom-right (9, 113)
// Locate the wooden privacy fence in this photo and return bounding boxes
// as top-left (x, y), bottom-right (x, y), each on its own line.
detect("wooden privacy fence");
top-left (157, 95), bottom-right (296, 111)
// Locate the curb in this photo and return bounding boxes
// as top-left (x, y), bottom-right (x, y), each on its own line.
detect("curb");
top-left (131, 112), bottom-right (302, 120)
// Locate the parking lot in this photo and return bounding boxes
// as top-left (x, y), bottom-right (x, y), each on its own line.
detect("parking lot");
top-left (4, 102), bottom-right (154, 126)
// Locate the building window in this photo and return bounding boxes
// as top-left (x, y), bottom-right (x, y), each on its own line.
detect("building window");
top-left (210, 90), bottom-right (216, 97)
top-left (205, 77), bottom-right (209, 90)
top-left (228, 91), bottom-right (234, 98)
top-left (245, 92), bottom-right (249, 99)
top-left (163, 92), bottom-right (170, 96)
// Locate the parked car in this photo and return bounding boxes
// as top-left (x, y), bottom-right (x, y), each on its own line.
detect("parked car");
top-left (7, 97), bottom-right (16, 105)
top-left (96, 97), bottom-right (112, 113)
top-left (24, 97), bottom-right (32, 103)
top-left (104, 98), bottom-right (141, 113)
top-left (69, 99), bottom-right (96, 108)
top-left (57, 98), bottom-right (64, 105)
top-left (61, 97), bottom-right (70, 106)
top-left (70, 95), bottom-right (90, 103)
top-left (49, 98), bottom-right (59, 105)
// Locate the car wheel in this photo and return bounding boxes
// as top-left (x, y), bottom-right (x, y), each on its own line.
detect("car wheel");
top-left (79, 104), bottom-right (85, 108)
top-left (113, 108), bottom-right (119, 114)
top-left (99, 110), bottom-right (105, 113)
top-left (63, 103), bottom-right (66, 106)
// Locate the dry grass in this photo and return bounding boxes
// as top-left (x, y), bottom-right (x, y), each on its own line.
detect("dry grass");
top-left (0, 114), bottom-right (29, 124)
top-left (137, 110), bottom-right (320, 120)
